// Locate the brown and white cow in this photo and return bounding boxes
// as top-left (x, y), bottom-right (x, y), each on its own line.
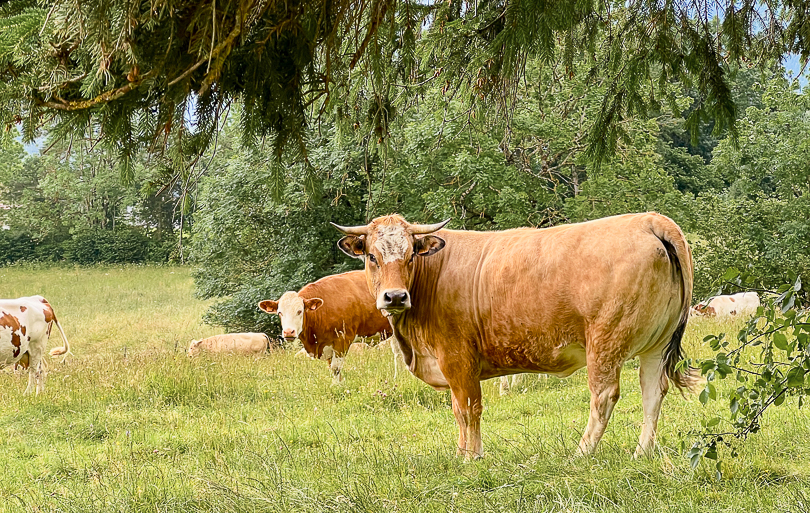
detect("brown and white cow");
top-left (691, 292), bottom-right (760, 318)
top-left (258, 271), bottom-right (392, 384)
top-left (187, 333), bottom-right (271, 357)
top-left (0, 295), bottom-right (71, 395)
top-left (333, 212), bottom-right (701, 459)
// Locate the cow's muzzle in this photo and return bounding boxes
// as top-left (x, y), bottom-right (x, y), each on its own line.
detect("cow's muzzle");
top-left (378, 289), bottom-right (411, 313)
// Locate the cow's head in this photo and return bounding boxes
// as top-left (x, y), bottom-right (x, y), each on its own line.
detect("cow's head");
top-left (258, 291), bottom-right (324, 343)
top-left (332, 215), bottom-right (449, 314)
top-left (691, 303), bottom-right (716, 317)
top-left (187, 339), bottom-right (202, 357)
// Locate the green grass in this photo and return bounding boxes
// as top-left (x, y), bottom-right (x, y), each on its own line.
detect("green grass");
top-left (0, 264), bottom-right (808, 512)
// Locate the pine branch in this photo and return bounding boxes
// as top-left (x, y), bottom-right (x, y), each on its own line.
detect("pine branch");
top-left (34, 70), bottom-right (157, 111)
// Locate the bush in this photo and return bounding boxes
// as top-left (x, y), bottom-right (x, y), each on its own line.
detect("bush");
top-left (0, 230), bottom-right (37, 264)
top-left (0, 227), bottom-right (173, 265)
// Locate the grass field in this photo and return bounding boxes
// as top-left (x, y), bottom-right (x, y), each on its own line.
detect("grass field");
top-left (0, 264), bottom-right (808, 512)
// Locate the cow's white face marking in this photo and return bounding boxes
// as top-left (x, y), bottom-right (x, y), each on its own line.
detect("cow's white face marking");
top-left (374, 225), bottom-right (410, 264)
top-left (277, 291), bottom-right (306, 339)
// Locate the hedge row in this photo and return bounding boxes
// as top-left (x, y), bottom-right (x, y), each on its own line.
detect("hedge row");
top-left (0, 228), bottom-right (175, 264)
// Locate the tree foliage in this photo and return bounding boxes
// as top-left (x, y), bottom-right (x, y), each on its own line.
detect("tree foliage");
top-left (1, 0), bottom-right (809, 169)
top-left (0, 133), bottom-right (179, 263)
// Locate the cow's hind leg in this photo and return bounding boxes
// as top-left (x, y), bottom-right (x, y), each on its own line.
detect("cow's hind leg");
top-left (24, 352), bottom-right (45, 396)
top-left (450, 392), bottom-right (468, 456)
top-left (578, 356), bottom-right (622, 456)
top-left (634, 351), bottom-right (669, 458)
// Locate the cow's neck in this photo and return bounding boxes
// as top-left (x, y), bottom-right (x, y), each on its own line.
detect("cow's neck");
top-left (388, 250), bottom-right (444, 368)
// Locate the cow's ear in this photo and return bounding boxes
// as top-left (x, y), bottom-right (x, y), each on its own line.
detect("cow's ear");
top-left (414, 235), bottom-right (446, 257)
top-left (304, 297), bottom-right (324, 311)
top-left (338, 235), bottom-right (365, 259)
top-left (258, 300), bottom-right (279, 314)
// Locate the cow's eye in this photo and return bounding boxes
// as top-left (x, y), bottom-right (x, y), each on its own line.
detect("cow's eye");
top-left (297, 310), bottom-right (302, 315)
top-left (367, 253), bottom-right (377, 265)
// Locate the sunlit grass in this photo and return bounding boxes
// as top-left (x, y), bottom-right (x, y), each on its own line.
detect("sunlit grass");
top-left (0, 264), bottom-right (807, 512)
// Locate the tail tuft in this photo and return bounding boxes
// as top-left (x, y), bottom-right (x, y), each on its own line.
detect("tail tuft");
top-left (48, 318), bottom-right (71, 360)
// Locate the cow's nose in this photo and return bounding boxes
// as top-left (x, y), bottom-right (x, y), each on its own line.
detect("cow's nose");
top-left (282, 329), bottom-right (296, 338)
top-left (381, 289), bottom-right (410, 309)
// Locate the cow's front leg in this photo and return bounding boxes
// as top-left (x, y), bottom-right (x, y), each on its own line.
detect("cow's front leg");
top-left (450, 391), bottom-right (467, 456)
top-left (329, 355), bottom-right (345, 385)
top-left (448, 378), bottom-right (484, 460)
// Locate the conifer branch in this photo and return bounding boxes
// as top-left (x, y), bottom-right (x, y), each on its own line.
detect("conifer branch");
top-left (349, 0), bottom-right (389, 69)
top-left (35, 70), bottom-right (157, 111)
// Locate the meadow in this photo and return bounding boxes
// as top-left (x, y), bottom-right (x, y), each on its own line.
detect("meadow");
top-left (0, 264), bottom-right (808, 512)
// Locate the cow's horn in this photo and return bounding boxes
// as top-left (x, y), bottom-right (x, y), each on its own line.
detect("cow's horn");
top-left (329, 222), bottom-right (368, 236)
top-left (409, 218), bottom-right (451, 235)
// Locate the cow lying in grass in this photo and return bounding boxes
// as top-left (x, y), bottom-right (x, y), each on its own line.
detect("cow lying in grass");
top-left (259, 271), bottom-right (391, 384)
top-left (0, 295), bottom-right (71, 395)
top-left (691, 292), bottom-right (761, 318)
top-left (187, 333), bottom-right (271, 357)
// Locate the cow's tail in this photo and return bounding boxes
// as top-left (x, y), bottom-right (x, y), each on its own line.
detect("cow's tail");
top-left (649, 213), bottom-right (703, 393)
top-left (48, 317), bottom-right (72, 359)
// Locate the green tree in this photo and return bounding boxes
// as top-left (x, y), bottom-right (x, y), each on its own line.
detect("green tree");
top-left (0, 132), bottom-right (180, 263)
top-left (689, 74), bottom-right (810, 300)
top-left (1, 0), bottom-right (808, 169)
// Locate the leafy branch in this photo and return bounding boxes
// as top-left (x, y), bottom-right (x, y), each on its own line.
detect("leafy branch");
top-left (687, 269), bottom-right (807, 479)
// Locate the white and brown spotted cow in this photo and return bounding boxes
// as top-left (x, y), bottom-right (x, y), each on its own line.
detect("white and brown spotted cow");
top-left (0, 295), bottom-right (71, 395)
top-left (692, 292), bottom-right (761, 318)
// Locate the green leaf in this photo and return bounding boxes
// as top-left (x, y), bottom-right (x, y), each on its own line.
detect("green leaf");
top-left (773, 332), bottom-right (790, 351)
top-left (787, 366), bottom-right (806, 388)
top-left (721, 268), bottom-right (741, 282)
top-left (687, 446), bottom-right (703, 469)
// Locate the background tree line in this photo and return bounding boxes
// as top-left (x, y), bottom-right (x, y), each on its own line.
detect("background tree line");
top-left (0, 133), bottom-right (180, 264)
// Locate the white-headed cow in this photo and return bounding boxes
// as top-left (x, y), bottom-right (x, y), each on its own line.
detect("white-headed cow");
top-left (0, 295), bottom-right (70, 395)
top-left (333, 212), bottom-right (700, 459)
top-left (258, 271), bottom-right (391, 384)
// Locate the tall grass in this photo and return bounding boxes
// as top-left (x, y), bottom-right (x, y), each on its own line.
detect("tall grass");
top-left (0, 265), bottom-right (807, 512)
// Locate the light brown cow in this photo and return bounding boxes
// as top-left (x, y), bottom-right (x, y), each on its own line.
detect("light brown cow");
top-left (333, 212), bottom-right (700, 459)
top-left (187, 333), bottom-right (270, 357)
top-left (0, 295), bottom-right (71, 395)
top-left (691, 292), bottom-right (760, 318)
top-left (258, 271), bottom-right (392, 384)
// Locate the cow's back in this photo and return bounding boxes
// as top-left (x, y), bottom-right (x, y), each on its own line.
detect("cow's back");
top-left (0, 298), bottom-right (53, 366)
top-left (199, 333), bottom-right (268, 354)
top-left (300, 271), bottom-right (390, 353)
